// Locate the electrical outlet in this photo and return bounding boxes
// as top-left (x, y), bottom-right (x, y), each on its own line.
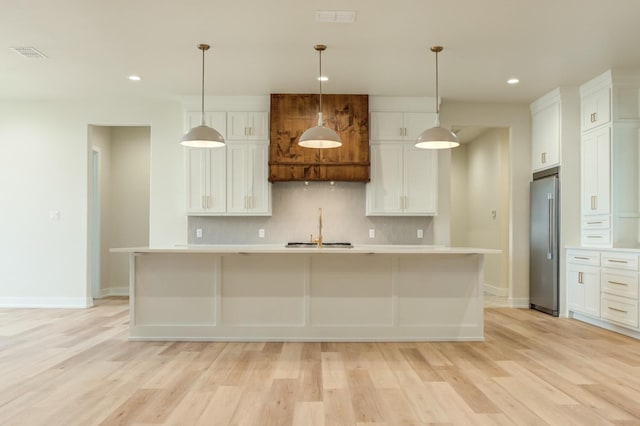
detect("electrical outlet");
top-left (369, 229), bottom-right (375, 238)
top-left (258, 228), bottom-right (265, 238)
top-left (417, 229), bottom-right (424, 239)
top-left (196, 228), bottom-right (203, 238)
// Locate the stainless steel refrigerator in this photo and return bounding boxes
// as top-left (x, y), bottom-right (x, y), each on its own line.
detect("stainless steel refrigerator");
top-left (529, 168), bottom-right (559, 316)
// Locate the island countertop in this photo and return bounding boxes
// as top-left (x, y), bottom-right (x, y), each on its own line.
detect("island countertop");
top-left (111, 244), bottom-right (501, 255)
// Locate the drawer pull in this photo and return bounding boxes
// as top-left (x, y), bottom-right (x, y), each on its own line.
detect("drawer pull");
top-left (607, 259), bottom-right (628, 264)
top-left (586, 236), bottom-right (602, 239)
top-left (608, 281), bottom-right (628, 286)
top-left (607, 307), bottom-right (628, 314)
top-left (586, 221), bottom-right (603, 225)
top-left (578, 272), bottom-right (583, 284)
top-left (574, 256), bottom-right (590, 260)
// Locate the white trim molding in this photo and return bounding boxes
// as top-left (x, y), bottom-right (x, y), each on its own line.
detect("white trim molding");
top-left (0, 297), bottom-right (93, 309)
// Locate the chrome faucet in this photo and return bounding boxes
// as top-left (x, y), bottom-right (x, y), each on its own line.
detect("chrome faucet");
top-left (310, 207), bottom-right (323, 248)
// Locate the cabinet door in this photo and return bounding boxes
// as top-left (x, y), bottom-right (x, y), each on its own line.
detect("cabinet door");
top-left (581, 127), bottom-right (611, 216)
top-left (370, 112), bottom-right (404, 140)
top-left (403, 112), bottom-right (435, 140)
top-left (403, 145), bottom-right (437, 214)
top-left (227, 112), bottom-right (269, 140)
top-left (567, 263), bottom-right (600, 317)
top-left (366, 143), bottom-right (404, 215)
top-left (185, 148), bottom-right (226, 214)
top-left (184, 111), bottom-right (227, 138)
top-left (226, 142), bottom-right (271, 215)
top-left (531, 102), bottom-right (560, 171)
top-left (581, 87), bottom-right (611, 132)
top-left (246, 142), bottom-right (271, 214)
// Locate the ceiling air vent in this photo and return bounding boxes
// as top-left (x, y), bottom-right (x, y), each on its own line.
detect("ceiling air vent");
top-left (9, 47), bottom-right (47, 59)
top-left (315, 10), bottom-right (357, 23)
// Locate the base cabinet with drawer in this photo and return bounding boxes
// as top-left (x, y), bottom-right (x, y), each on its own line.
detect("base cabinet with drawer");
top-left (567, 248), bottom-right (640, 337)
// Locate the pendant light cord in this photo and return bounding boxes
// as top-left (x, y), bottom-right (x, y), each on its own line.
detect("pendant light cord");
top-left (435, 49), bottom-right (439, 115)
top-left (200, 45), bottom-right (206, 126)
top-left (319, 48), bottom-right (323, 114)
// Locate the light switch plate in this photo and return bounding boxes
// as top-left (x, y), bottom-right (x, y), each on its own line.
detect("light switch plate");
top-left (258, 229), bottom-right (265, 238)
top-left (196, 228), bottom-right (203, 238)
top-left (369, 229), bottom-right (375, 238)
top-left (417, 229), bottom-right (423, 239)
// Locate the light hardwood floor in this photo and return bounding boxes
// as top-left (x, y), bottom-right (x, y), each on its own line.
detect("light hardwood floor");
top-left (1, 297), bottom-right (640, 425)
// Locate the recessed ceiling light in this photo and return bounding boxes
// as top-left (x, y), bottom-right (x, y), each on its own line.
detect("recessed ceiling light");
top-left (318, 76), bottom-right (329, 82)
top-left (128, 75), bottom-right (142, 81)
top-left (507, 77), bottom-right (520, 85)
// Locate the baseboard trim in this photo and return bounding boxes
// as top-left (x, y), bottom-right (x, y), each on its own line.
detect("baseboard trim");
top-left (508, 297), bottom-right (530, 308)
top-left (0, 297), bottom-right (93, 309)
top-left (96, 287), bottom-right (129, 298)
top-left (484, 283), bottom-right (508, 297)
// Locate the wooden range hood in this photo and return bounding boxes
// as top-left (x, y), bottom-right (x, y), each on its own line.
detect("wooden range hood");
top-left (268, 93), bottom-right (369, 182)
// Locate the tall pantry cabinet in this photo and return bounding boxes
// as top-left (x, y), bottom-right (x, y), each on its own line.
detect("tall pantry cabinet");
top-left (580, 70), bottom-right (640, 248)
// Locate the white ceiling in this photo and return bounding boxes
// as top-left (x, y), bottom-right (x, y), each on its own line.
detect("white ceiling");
top-left (2, 0), bottom-right (640, 104)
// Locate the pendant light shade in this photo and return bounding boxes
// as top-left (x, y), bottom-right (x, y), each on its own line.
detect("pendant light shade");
top-left (181, 43), bottom-right (225, 148)
top-left (415, 46), bottom-right (459, 150)
top-left (299, 45), bottom-right (342, 149)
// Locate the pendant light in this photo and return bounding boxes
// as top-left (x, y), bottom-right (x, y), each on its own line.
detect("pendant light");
top-left (181, 43), bottom-right (225, 148)
top-left (299, 44), bottom-right (342, 149)
top-left (415, 46), bottom-right (459, 149)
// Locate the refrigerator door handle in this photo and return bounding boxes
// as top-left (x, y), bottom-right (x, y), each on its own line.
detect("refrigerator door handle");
top-left (547, 193), bottom-right (553, 260)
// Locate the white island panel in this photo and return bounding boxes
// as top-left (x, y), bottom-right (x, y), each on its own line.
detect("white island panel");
top-left (310, 254), bottom-right (394, 327)
top-left (221, 255), bottom-right (306, 326)
top-left (134, 254), bottom-right (217, 325)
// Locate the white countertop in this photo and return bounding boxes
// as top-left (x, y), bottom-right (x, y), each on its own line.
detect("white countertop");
top-left (566, 246), bottom-right (640, 253)
top-left (111, 244), bottom-right (501, 255)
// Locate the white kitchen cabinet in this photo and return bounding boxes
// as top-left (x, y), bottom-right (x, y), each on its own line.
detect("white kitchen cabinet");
top-left (185, 148), bottom-right (226, 214)
top-left (580, 70), bottom-right (640, 248)
top-left (581, 85), bottom-right (611, 132)
top-left (370, 112), bottom-right (435, 141)
top-left (226, 141), bottom-right (271, 215)
top-left (227, 112), bottom-right (269, 141)
top-left (567, 248), bottom-right (640, 338)
top-left (530, 90), bottom-right (561, 171)
top-left (581, 126), bottom-right (611, 217)
top-left (366, 142), bottom-right (437, 216)
top-left (184, 111), bottom-right (227, 138)
top-left (566, 250), bottom-right (601, 317)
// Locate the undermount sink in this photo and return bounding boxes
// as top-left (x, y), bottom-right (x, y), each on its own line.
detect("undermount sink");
top-left (286, 242), bottom-right (353, 248)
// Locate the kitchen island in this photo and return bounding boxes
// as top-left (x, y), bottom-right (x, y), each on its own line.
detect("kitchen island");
top-left (111, 245), bottom-right (500, 342)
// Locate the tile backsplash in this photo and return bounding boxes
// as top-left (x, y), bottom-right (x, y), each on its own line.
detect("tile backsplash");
top-left (188, 182), bottom-right (434, 245)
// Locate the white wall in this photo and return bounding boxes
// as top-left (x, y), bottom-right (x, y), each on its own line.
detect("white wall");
top-left (451, 129), bottom-right (510, 294)
top-left (440, 102), bottom-right (531, 307)
top-left (0, 99), bottom-right (182, 307)
top-left (0, 97), bottom-right (533, 308)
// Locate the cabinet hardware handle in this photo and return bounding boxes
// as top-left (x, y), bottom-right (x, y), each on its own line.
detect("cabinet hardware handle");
top-left (607, 307), bottom-right (628, 314)
top-left (607, 259), bottom-right (628, 264)
top-left (578, 272), bottom-right (583, 284)
top-left (586, 221), bottom-right (603, 225)
top-left (590, 195), bottom-right (596, 210)
top-left (590, 112), bottom-right (597, 123)
top-left (541, 152), bottom-right (546, 163)
top-left (586, 236), bottom-right (602, 239)
top-left (607, 281), bottom-right (628, 286)
top-left (574, 256), bottom-right (590, 260)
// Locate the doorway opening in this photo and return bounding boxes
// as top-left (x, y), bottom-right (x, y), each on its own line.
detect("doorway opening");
top-left (87, 126), bottom-right (150, 299)
top-left (450, 126), bottom-right (510, 307)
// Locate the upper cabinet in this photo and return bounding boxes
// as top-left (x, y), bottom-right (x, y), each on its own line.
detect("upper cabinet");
top-left (227, 112), bottom-right (269, 141)
top-left (366, 142), bottom-right (437, 216)
top-left (370, 112), bottom-right (435, 141)
top-left (226, 141), bottom-right (271, 215)
top-left (530, 90), bottom-right (561, 171)
top-left (529, 87), bottom-right (580, 173)
top-left (581, 85), bottom-right (611, 132)
top-left (183, 109), bottom-right (271, 216)
top-left (185, 111), bottom-right (227, 139)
